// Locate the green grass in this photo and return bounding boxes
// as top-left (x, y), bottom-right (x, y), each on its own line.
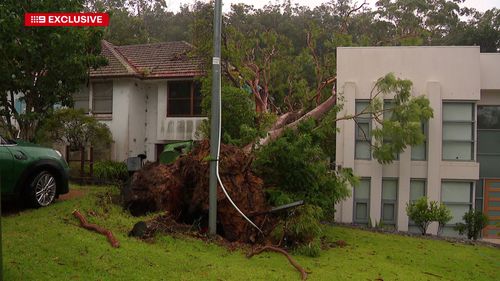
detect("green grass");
top-left (3, 186), bottom-right (499, 281)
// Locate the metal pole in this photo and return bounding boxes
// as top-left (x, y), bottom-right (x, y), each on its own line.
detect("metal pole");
top-left (209, 0), bottom-right (223, 236)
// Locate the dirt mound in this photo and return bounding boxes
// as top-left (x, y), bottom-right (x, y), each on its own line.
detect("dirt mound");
top-left (123, 140), bottom-right (271, 243)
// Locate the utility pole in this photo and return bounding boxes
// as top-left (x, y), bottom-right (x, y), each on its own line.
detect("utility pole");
top-left (209, 0), bottom-right (222, 236)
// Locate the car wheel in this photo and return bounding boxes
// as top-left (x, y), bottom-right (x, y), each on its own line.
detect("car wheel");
top-left (29, 171), bottom-right (57, 207)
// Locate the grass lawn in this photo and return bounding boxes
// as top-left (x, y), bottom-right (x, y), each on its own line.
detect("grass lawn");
top-left (2, 186), bottom-right (499, 281)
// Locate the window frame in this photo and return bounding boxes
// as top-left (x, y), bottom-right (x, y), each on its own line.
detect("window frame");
top-left (477, 105), bottom-right (500, 177)
top-left (441, 181), bottom-right (473, 229)
top-left (408, 179), bottom-right (427, 229)
top-left (355, 100), bottom-right (372, 160)
top-left (442, 102), bottom-right (475, 161)
top-left (381, 178), bottom-right (398, 226)
top-left (167, 80), bottom-right (202, 117)
top-left (92, 80), bottom-right (113, 115)
top-left (411, 121), bottom-right (428, 161)
top-left (353, 178), bottom-right (371, 224)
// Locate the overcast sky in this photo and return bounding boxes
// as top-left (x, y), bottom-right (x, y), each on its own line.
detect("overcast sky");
top-left (165, 0), bottom-right (499, 13)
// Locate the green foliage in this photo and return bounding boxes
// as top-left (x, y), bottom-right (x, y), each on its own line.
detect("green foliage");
top-left (0, 0), bottom-right (106, 140)
top-left (406, 197), bottom-right (452, 235)
top-left (36, 108), bottom-right (112, 150)
top-left (361, 73), bottom-right (434, 164)
top-left (93, 160), bottom-right (129, 184)
top-left (200, 82), bottom-right (275, 147)
top-left (254, 119), bottom-right (353, 215)
top-left (271, 205), bottom-right (323, 257)
top-left (454, 209), bottom-right (489, 240)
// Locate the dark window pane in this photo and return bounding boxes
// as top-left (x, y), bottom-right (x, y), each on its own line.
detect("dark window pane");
top-left (169, 81), bottom-right (191, 99)
top-left (92, 81), bottom-right (113, 113)
top-left (478, 131), bottom-right (500, 154)
top-left (478, 155), bottom-right (500, 178)
top-left (169, 100), bottom-right (190, 116)
top-left (356, 203), bottom-right (367, 220)
top-left (383, 203), bottom-right (395, 221)
top-left (478, 106), bottom-right (500, 129)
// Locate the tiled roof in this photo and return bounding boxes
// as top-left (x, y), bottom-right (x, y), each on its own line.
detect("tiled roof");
top-left (90, 40), bottom-right (204, 79)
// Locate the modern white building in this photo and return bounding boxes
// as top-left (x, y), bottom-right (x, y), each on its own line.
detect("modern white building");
top-left (74, 40), bottom-right (205, 162)
top-left (334, 46), bottom-right (500, 238)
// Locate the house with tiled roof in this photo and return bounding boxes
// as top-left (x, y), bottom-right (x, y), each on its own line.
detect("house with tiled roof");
top-left (73, 40), bottom-right (205, 162)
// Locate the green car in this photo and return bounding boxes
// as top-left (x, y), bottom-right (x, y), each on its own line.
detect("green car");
top-left (0, 136), bottom-right (69, 207)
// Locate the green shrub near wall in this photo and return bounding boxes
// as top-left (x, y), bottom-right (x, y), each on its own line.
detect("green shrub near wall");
top-left (93, 160), bottom-right (129, 184)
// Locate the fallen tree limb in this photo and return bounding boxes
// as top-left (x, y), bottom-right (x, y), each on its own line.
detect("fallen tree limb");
top-left (72, 210), bottom-right (120, 248)
top-left (247, 245), bottom-right (308, 280)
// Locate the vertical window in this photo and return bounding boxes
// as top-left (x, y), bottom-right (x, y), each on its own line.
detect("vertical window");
top-left (475, 180), bottom-right (484, 211)
top-left (477, 106), bottom-right (500, 177)
top-left (73, 87), bottom-right (90, 112)
top-left (411, 122), bottom-right (427, 160)
top-left (442, 103), bottom-right (474, 161)
top-left (167, 81), bottom-right (202, 117)
top-left (93, 81), bottom-right (113, 114)
top-left (381, 179), bottom-right (398, 225)
top-left (383, 100), bottom-right (399, 160)
top-left (408, 180), bottom-right (426, 233)
top-left (355, 101), bottom-right (371, 159)
top-left (441, 181), bottom-right (473, 236)
top-left (354, 179), bottom-right (370, 224)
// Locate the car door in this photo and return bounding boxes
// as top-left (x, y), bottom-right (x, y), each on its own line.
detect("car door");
top-left (0, 137), bottom-right (15, 193)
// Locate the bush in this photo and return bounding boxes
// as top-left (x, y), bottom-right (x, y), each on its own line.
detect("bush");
top-left (454, 209), bottom-right (489, 240)
top-left (93, 160), bottom-right (129, 184)
top-left (406, 197), bottom-right (452, 235)
top-left (271, 205), bottom-right (323, 257)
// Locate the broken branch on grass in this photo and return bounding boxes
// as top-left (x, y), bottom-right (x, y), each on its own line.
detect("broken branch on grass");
top-left (247, 245), bottom-right (308, 280)
top-left (72, 210), bottom-right (120, 248)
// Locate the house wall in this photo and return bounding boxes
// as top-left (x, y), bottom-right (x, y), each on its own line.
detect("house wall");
top-left (156, 80), bottom-right (206, 143)
top-left (335, 47), bottom-right (483, 235)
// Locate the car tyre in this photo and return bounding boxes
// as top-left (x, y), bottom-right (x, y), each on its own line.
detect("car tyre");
top-left (28, 171), bottom-right (57, 207)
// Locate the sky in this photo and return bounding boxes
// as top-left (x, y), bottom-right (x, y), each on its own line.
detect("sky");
top-left (165, 0), bottom-right (499, 13)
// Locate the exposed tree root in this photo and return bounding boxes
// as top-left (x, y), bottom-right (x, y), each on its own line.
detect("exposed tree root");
top-left (247, 245), bottom-right (308, 280)
top-left (72, 210), bottom-right (120, 248)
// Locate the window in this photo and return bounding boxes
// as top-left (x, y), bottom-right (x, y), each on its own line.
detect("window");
top-left (408, 180), bottom-right (426, 233)
top-left (353, 179), bottom-right (370, 224)
top-left (477, 106), bottom-right (500, 177)
top-left (441, 181), bottom-right (473, 236)
top-left (93, 81), bottom-right (113, 114)
top-left (411, 122), bottom-right (427, 160)
top-left (355, 101), bottom-right (371, 159)
top-left (476, 180), bottom-right (484, 211)
top-left (381, 179), bottom-right (398, 225)
top-left (383, 100), bottom-right (399, 160)
top-left (73, 87), bottom-right (89, 112)
top-left (442, 103), bottom-right (474, 161)
top-left (167, 81), bottom-right (202, 117)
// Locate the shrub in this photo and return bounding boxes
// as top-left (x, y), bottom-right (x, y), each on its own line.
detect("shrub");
top-left (93, 160), bottom-right (129, 184)
top-left (406, 197), bottom-right (452, 235)
top-left (271, 205), bottom-right (323, 257)
top-left (454, 209), bottom-right (489, 240)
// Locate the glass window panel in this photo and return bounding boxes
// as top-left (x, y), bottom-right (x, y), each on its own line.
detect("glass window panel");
top-left (356, 101), bottom-right (370, 114)
top-left (411, 143), bottom-right (426, 160)
top-left (478, 131), bottom-right (500, 154)
top-left (476, 180), bottom-right (483, 197)
top-left (382, 180), bottom-right (398, 200)
top-left (477, 106), bottom-right (500, 129)
top-left (355, 180), bottom-right (370, 200)
top-left (442, 182), bottom-right (471, 203)
top-left (356, 123), bottom-right (370, 139)
top-left (92, 81), bottom-right (113, 113)
top-left (475, 199), bottom-right (483, 210)
top-left (169, 100), bottom-right (191, 116)
top-left (442, 142), bottom-right (472, 160)
top-left (355, 203), bottom-right (368, 220)
top-left (355, 141), bottom-right (371, 159)
top-left (384, 101), bottom-right (394, 120)
top-left (93, 98), bottom-right (112, 113)
top-left (169, 81), bottom-right (191, 99)
top-left (443, 103), bottom-right (473, 121)
top-left (446, 204), bottom-right (470, 224)
top-left (478, 155), bottom-right (500, 178)
top-left (410, 180), bottom-right (426, 201)
top-left (383, 203), bottom-right (395, 221)
top-left (443, 123), bottom-right (472, 141)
